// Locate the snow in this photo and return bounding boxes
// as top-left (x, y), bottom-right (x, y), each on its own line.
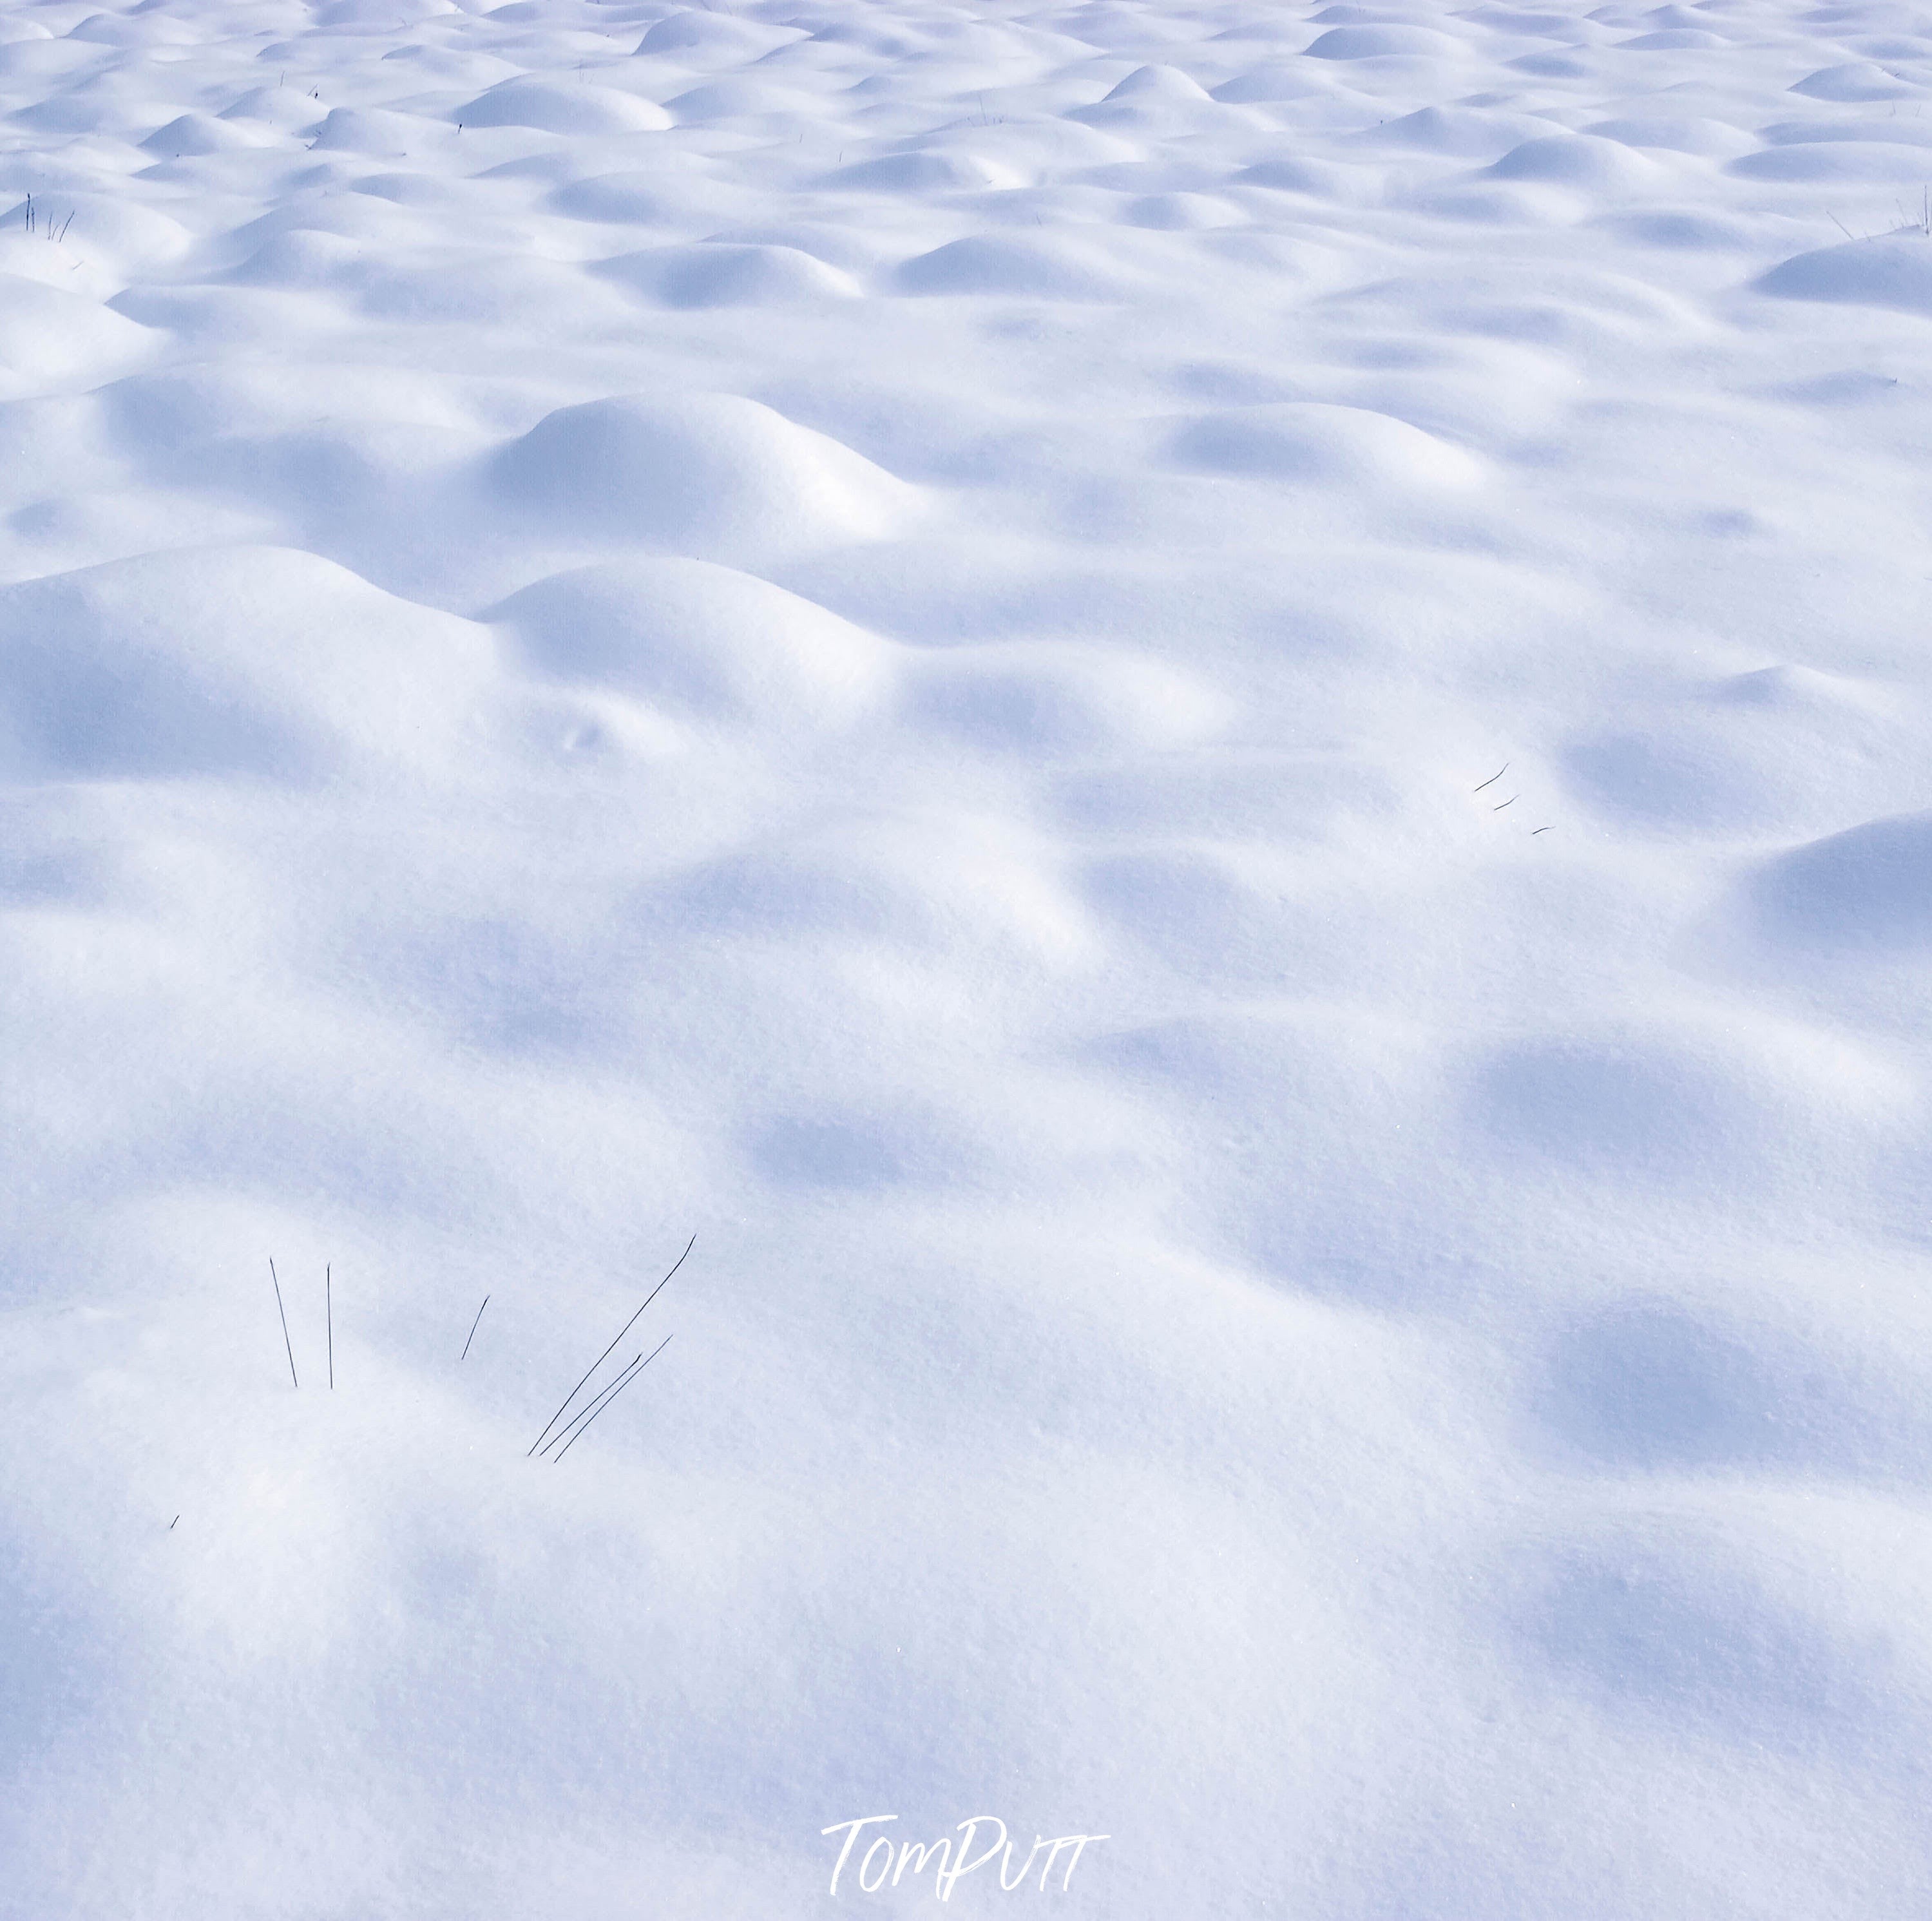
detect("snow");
top-left (2, 0), bottom-right (1931, 1912)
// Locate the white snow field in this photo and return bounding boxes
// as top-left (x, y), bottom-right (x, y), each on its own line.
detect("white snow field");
top-left (3, 0), bottom-right (1932, 1911)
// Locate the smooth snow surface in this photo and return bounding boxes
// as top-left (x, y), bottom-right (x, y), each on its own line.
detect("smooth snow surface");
top-left (3, 0), bottom-right (1932, 1913)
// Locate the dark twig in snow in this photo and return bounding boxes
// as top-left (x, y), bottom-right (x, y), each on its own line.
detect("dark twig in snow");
top-left (461, 1294), bottom-right (490, 1361)
top-left (555, 1336), bottom-right (671, 1461)
top-left (1473, 763), bottom-right (1507, 792)
top-left (526, 1235), bottom-right (694, 1456)
top-left (1492, 796), bottom-right (1516, 810)
top-left (270, 1259), bottom-right (298, 1388)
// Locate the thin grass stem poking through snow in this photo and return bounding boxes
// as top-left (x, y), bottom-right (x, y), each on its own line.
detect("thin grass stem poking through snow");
top-left (539, 1350), bottom-right (644, 1458)
top-left (555, 1335), bottom-right (671, 1462)
top-left (526, 1234), bottom-right (694, 1456)
top-left (461, 1293), bottom-right (490, 1361)
top-left (269, 1258), bottom-right (298, 1388)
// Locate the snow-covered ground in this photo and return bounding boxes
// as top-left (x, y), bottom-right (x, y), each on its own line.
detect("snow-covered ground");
top-left (4, 0), bottom-right (1931, 1911)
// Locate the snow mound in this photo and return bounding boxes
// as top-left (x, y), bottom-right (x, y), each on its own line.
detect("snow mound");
top-left (1750, 812), bottom-right (1932, 951)
top-left (1212, 64), bottom-right (1326, 102)
top-left (488, 557), bottom-right (890, 725)
top-left (0, 546), bottom-right (493, 780)
top-left (1369, 106), bottom-right (1551, 159)
top-left (1234, 156), bottom-right (1356, 196)
top-left (1167, 403), bottom-right (1487, 490)
top-left (1304, 24), bottom-right (1464, 60)
top-left (826, 150), bottom-right (1020, 193)
top-left (664, 77), bottom-right (815, 122)
top-left (316, 0), bottom-right (455, 27)
top-left (1102, 63), bottom-right (1214, 102)
top-left (140, 111), bottom-right (277, 155)
top-left (546, 170), bottom-right (733, 225)
top-left (0, 274), bottom-right (153, 387)
top-left (1585, 116), bottom-right (1753, 156)
top-left (488, 392), bottom-right (919, 557)
top-left (595, 243), bottom-right (861, 309)
top-left (1732, 141), bottom-right (1932, 184)
top-left (1757, 237), bottom-right (1932, 314)
top-left (452, 79), bottom-right (671, 135)
top-left (1790, 61), bottom-right (1913, 100)
top-left (1487, 135), bottom-right (1661, 190)
top-left (306, 106), bottom-right (436, 155)
top-left (634, 10), bottom-right (807, 64)
top-left (2, 193), bottom-right (193, 271)
top-left (895, 234), bottom-right (1127, 298)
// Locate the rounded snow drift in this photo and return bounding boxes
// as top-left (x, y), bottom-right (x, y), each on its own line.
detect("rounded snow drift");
top-left (452, 79), bottom-right (671, 137)
top-left (1167, 403), bottom-right (1487, 492)
top-left (1757, 238), bottom-right (1932, 316)
top-left (488, 557), bottom-right (890, 725)
top-left (488, 392), bottom-right (919, 558)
